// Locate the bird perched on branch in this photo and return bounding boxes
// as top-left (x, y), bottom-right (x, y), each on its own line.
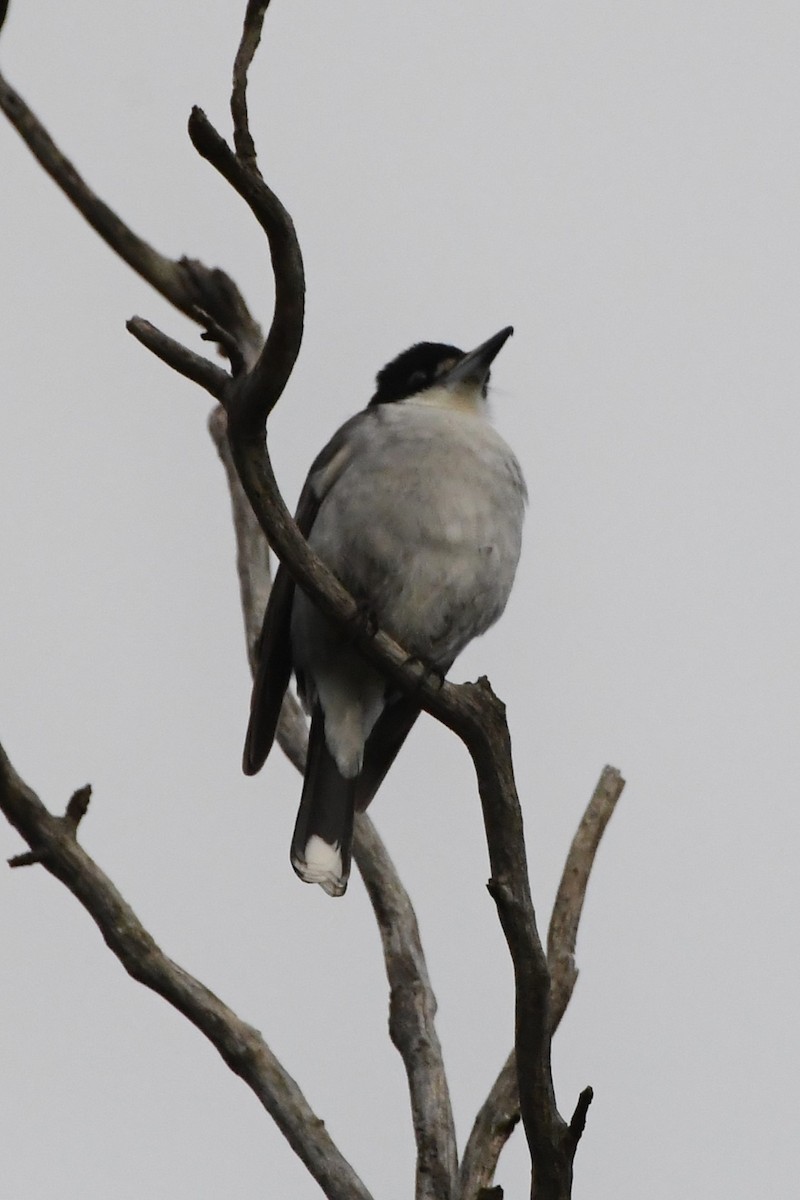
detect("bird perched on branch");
top-left (243, 326), bottom-right (526, 896)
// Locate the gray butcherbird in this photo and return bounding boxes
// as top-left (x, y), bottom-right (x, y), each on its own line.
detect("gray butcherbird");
top-left (243, 326), bottom-right (526, 896)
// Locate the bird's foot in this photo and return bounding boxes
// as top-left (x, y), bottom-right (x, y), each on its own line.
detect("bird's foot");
top-left (348, 598), bottom-right (380, 642)
top-left (402, 655), bottom-right (446, 693)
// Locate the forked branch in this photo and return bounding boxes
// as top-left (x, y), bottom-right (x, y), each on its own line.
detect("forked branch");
top-left (0, 2), bottom-right (625, 1196)
top-left (0, 4), bottom-right (457, 1195)
top-left (459, 766), bottom-right (625, 1196)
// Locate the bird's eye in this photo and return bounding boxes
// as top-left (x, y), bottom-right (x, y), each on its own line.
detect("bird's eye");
top-left (407, 369), bottom-right (428, 390)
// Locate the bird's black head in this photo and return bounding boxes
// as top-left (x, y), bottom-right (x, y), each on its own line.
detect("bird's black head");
top-left (370, 342), bottom-right (464, 407)
top-left (368, 327), bottom-right (514, 408)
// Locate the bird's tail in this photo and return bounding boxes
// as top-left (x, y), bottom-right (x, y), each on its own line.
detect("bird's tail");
top-left (291, 705), bottom-right (356, 897)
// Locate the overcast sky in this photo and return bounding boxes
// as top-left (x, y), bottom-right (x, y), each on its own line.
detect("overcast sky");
top-left (2, 1), bottom-right (799, 1197)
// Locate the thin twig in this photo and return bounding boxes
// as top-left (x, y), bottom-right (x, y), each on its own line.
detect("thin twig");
top-left (568, 1088), bottom-right (593, 1142)
top-left (547, 766), bottom-right (625, 1030)
top-left (196, 307), bottom-right (248, 377)
top-left (231, 1), bottom-right (271, 166)
top-left (64, 784), bottom-right (92, 832)
top-left (126, 318), bottom-right (229, 400)
top-left (187, 107), bottom-right (305, 431)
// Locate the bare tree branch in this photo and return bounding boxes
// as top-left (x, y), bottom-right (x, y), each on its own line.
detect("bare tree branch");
top-left (0, 71), bottom-right (184, 303)
top-left (231, 1), bottom-right (271, 166)
top-left (568, 1088), bottom-right (593, 1143)
top-left (0, 744), bottom-right (373, 1200)
top-left (126, 317), bottom-right (229, 399)
top-left (547, 766), bottom-right (625, 1029)
top-left (187, 106), bottom-right (304, 430)
top-left (0, 72), bottom-right (263, 361)
top-left (459, 766), bottom-right (625, 1197)
top-left (356, 817), bottom-right (459, 1200)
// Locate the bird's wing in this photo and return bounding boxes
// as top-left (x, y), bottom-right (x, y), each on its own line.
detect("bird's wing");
top-left (241, 413), bottom-right (370, 775)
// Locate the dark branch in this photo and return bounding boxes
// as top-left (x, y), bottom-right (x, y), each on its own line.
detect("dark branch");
top-left (0, 72), bottom-right (263, 363)
top-left (0, 72), bottom-right (186, 306)
top-left (126, 318), bottom-right (229, 399)
top-left (187, 106), bottom-right (304, 431)
top-left (196, 307), bottom-right (248, 377)
top-left (65, 784), bottom-right (92, 832)
top-left (231, 1), bottom-right (271, 166)
top-left (568, 1088), bottom-right (593, 1143)
top-left (460, 766), bottom-right (624, 1196)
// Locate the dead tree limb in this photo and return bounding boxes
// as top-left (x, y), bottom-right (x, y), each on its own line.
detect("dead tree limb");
top-left (548, 766), bottom-right (626, 1029)
top-left (0, 743), bottom-right (373, 1200)
top-left (0, 75), bottom-right (262, 363)
top-left (459, 766), bottom-right (625, 1197)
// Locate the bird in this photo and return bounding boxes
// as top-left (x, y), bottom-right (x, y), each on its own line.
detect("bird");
top-left (243, 326), bottom-right (526, 896)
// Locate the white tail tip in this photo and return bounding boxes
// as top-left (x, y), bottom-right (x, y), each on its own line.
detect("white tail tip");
top-left (292, 835), bottom-right (347, 897)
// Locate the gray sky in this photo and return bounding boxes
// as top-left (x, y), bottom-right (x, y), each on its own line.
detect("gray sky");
top-left (2, 1), bottom-right (799, 1196)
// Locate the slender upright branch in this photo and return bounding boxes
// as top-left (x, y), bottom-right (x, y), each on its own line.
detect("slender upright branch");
top-left (466, 686), bottom-right (567, 1199)
top-left (547, 766), bottom-right (625, 1029)
top-left (232, 1), bottom-right (271, 165)
top-left (459, 766), bottom-right (625, 1197)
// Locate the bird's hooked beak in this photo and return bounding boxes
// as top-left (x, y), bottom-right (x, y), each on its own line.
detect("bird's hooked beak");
top-left (440, 325), bottom-right (514, 391)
